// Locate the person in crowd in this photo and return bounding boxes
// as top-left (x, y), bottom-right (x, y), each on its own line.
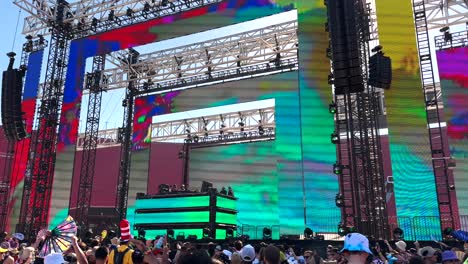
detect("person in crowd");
top-left (304, 250), bottom-right (323, 264)
top-left (441, 251), bottom-right (460, 264)
top-left (108, 220), bottom-right (134, 264)
top-left (18, 247), bottom-right (35, 264)
top-left (263, 245), bottom-right (281, 264)
top-left (340, 233), bottom-right (373, 264)
top-left (235, 241), bottom-right (244, 253)
top-left (0, 247), bottom-right (14, 264)
top-left (419, 246), bottom-right (438, 264)
top-left (94, 246), bottom-right (109, 264)
top-left (241, 244), bottom-right (256, 263)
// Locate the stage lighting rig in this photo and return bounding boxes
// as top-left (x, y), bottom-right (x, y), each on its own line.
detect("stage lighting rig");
top-left (335, 193), bottom-right (344, 207)
top-left (263, 227), bottom-right (272, 240)
top-left (333, 163), bottom-right (343, 175)
top-left (331, 132), bottom-right (339, 144)
top-left (304, 227), bottom-right (313, 239)
top-left (329, 102), bottom-right (337, 114)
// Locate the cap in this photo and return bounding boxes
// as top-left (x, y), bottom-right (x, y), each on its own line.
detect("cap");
top-left (419, 246), bottom-right (436, 258)
top-left (340, 233), bottom-right (372, 255)
top-left (12, 233), bottom-right (24, 241)
top-left (44, 253), bottom-right (65, 264)
top-left (441, 251), bottom-right (459, 262)
top-left (395, 241), bottom-right (407, 252)
top-left (240, 244), bottom-right (256, 262)
top-left (0, 248), bottom-right (8, 253)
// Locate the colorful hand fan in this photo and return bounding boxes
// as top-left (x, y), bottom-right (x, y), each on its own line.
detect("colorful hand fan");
top-left (38, 216), bottom-right (77, 258)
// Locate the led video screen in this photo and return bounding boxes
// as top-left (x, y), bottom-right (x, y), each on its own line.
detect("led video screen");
top-left (436, 47), bottom-right (468, 215)
top-left (26, 0), bottom-right (443, 239)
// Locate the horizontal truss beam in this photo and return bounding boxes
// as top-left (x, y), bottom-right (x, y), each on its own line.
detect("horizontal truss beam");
top-left (100, 20), bottom-right (298, 93)
top-left (76, 106), bottom-right (275, 149)
top-left (14, 0), bottom-right (224, 37)
top-left (423, 0), bottom-right (468, 30)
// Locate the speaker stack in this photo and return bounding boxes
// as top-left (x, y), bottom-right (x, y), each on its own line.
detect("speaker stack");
top-left (1, 52), bottom-right (27, 141)
top-left (326, 0), bottom-right (364, 95)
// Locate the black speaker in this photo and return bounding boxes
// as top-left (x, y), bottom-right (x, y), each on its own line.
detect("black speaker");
top-left (1, 68), bottom-right (26, 141)
top-left (327, 0), bottom-right (364, 95)
top-left (369, 52), bottom-right (392, 89)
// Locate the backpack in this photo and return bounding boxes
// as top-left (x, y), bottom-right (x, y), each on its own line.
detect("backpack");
top-left (113, 247), bottom-right (131, 264)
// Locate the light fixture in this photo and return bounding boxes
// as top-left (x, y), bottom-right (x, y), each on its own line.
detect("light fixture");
top-left (304, 228), bottom-right (313, 239)
top-left (226, 228), bottom-right (234, 238)
top-left (335, 193), bottom-right (344, 207)
top-left (328, 73), bottom-right (334, 85)
top-left (333, 163), bottom-right (342, 175)
top-left (203, 228), bottom-right (211, 238)
top-left (329, 102), bottom-right (337, 114)
top-left (331, 132), bottom-right (339, 144)
top-left (126, 8), bottom-right (133, 17)
top-left (263, 227), bottom-right (272, 240)
top-left (258, 125), bottom-right (265, 135)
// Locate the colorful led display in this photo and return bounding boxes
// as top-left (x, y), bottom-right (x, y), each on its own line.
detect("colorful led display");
top-left (376, 0), bottom-right (441, 238)
top-left (436, 47), bottom-right (468, 215)
top-left (25, 0), bottom-right (452, 239)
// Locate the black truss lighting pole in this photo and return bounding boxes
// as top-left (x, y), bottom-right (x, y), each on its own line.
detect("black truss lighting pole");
top-left (71, 55), bottom-right (106, 229)
top-left (116, 49), bottom-right (140, 222)
top-left (17, 0), bottom-right (72, 239)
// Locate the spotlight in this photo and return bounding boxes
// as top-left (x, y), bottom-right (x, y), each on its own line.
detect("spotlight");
top-left (126, 8), bottom-right (133, 17)
top-left (238, 121), bottom-right (245, 132)
top-left (333, 164), bottom-right (342, 175)
top-left (202, 228), bottom-right (211, 239)
top-left (329, 102), bottom-right (337, 114)
top-left (138, 229), bottom-right (146, 238)
top-left (331, 132), bottom-right (339, 144)
top-left (92, 17), bottom-right (99, 28)
top-left (263, 227), bottom-right (272, 240)
top-left (178, 151), bottom-right (184, 159)
top-left (328, 73), bottom-right (334, 85)
top-left (143, 2), bottom-right (151, 12)
top-left (304, 228), bottom-right (313, 239)
top-left (38, 34), bottom-right (45, 44)
top-left (226, 228), bottom-right (234, 238)
top-left (439, 26), bottom-right (450, 33)
top-left (193, 135), bottom-right (199, 143)
top-left (167, 229), bottom-right (175, 238)
top-left (258, 125), bottom-right (265, 135)
top-left (371, 45), bottom-right (383, 53)
top-left (108, 10), bottom-right (115, 21)
top-left (335, 193), bottom-right (344, 207)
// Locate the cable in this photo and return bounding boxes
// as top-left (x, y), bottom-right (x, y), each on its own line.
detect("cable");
top-left (12, 10), bottom-right (22, 51)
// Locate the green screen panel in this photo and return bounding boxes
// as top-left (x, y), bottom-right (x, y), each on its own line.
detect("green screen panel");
top-left (216, 212), bottom-right (237, 225)
top-left (136, 229), bottom-right (204, 240)
top-left (217, 197), bottom-right (237, 211)
top-left (134, 211), bottom-right (210, 224)
top-left (135, 196), bottom-right (210, 209)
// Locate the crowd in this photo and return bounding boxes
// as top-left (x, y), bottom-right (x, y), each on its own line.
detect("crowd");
top-left (0, 220), bottom-right (466, 264)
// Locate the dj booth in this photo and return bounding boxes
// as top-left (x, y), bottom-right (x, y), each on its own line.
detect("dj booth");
top-left (133, 189), bottom-right (237, 240)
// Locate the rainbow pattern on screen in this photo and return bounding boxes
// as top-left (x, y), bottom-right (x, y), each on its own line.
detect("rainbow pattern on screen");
top-left (436, 47), bottom-right (468, 215)
top-left (28, 0), bottom-right (445, 239)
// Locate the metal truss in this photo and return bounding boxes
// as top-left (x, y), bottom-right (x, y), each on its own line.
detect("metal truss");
top-left (0, 142), bottom-right (14, 232)
top-left (100, 20), bottom-right (298, 93)
top-left (150, 107), bottom-right (275, 143)
top-left (70, 55), bottom-right (105, 230)
top-left (14, 0), bottom-right (224, 37)
top-left (115, 49), bottom-right (140, 222)
top-left (412, 0), bottom-right (460, 231)
top-left (76, 128), bottom-right (119, 150)
top-left (329, 0), bottom-right (390, 239)
top-left (17, 0), bottom-right (71, 239)
top-left (435, 28), bottom-right (468, 49)
top-left (423, 0), bottom-right (468, 30)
